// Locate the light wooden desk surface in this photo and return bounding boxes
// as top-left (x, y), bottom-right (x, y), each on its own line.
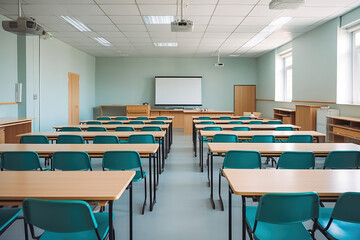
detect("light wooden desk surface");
top-left (108, 116), bottom-right (174, 120)
top-left (195, 124), bottom-right (301, 130)
top-left (193, 119), bottom-right (272, 124)
top-left (200, 130), bottom-right (324, 138)
top-left (0, 118), bottom-right (34, 126)
top-left (223, 169), bottom-right (360, 197)
top-left (53, 124), bottom-right (170, 131)
top-left (81, 120), bottom-right (172, 124)
top-left (0, 171), bottom-right (135, 201)
top-left (192, 116), bottom-right (256, 120)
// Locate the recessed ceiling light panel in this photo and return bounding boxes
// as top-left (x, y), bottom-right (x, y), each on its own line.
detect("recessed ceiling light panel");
top-left (94, 37), bottom-right (112, 47)
top-left (61, 16), bottom-right (91, 32)
top-left (143, 16), bottom-right (174, 24)
top-left (154, 42), bottom-right (178, 47)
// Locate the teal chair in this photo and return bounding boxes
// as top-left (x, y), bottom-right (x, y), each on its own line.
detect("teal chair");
top-left (115, 116), bottom-right (128, 120)
top-left (198, 116), bottom-right (211, 120)
top-left (93, 136), bottom-right (119, 144)
top-left (103, 151), bottom-right (147, 214)
top-left (232, 127), bottom-right (250, 131)
top-left (87, 127), bottom-right (107, 132)
top-left (57, 135), bottom-right (85, 144)
top-left (219, 116), bottom-right (232, 120)
top-left (141, 126), bottom-right (162, 132)
top-left (198, 121), bottom-right (215, 125)
top-left (275, 126), bottom-right (294, 131)
top-left (316, 192), bottom-right (360, 240)
top-left (136, 117), bottom-right (148, 120)
top-left (249, 121), bottom-right (263, 124)
top-left (287, 135), bottom-right (314, 143)
top-left (0, 208), bottom-right (23, 236)
top-left (107, 121), bottom-right (123, 125)
top-left (219, 150), bottom-right (261, 211)
top-left (245, 192), bottom-right (319, 240)
top-left (1, 151), bottom-right (43, 171)
top-left (60, 127), bottom-right (82, 132)
top-left (202, 126), bottom-right (222, 143)
top-left (155, 117), bottom-right (168, 120)
top-left (115, 126), bottom-right (135, 132)
top-left (228, 121), bottom-right (243, 124)
top-left (267, 120), bottom-right (282, 124)
top-left (52, 151), bottom-right (92, 171)
top-left (239, 117), bottom-right (251, 120)
top-left (129, 120), bottom-right (144, 124)
top-left (128, 134), bottom-right (156, 144)
top-left (250, 135), bottom-right (276, 143)
top-left (20, 135), bottom-right (49, 144)
top-left (323, 151), bottom-right (360, 169)
top-left (23, 198), bottom-right (111, 239)
top-left (150, 121), bottom-right (165, 124)
top-left (86, 121), bottom-right (102, 125)
top-left (277, 151), bottom-right (315, 169)
top-left (97, 116), bottom-right (110, 120)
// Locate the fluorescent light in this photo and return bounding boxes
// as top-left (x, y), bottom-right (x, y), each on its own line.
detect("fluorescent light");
top-left (94, 37), bottom-right (112, 47)
top-left (243, 17), bottom-right (292, 48)
top-left (154, 42), bottom-right (177, 47)
top-left (229, 54), bottom-right (240, 57)
top-left (143, 16), bottom-right (174, 24)
top-left (61, 16), bottom-right (91, 32)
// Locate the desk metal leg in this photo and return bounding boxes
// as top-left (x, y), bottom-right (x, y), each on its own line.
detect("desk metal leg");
top-left (109, 200), bottom-right (114, 240)
top-left (229, 186), bottom-right (232, 240)
top-left (210, 152), bottom-right (215, 209)
top-left (200, 134), bottom-right (203, 172)
top-left (129, 182), bottom-right (133, 240)
top-left (149, 154), bottom-right (153, 211)
top-left (193, 122), bottom-right (196, 157)
top-left (242, 196), bottom-right (246, 240)
top-left (24, 219), bottom-right (28, 240)
top-left (161, 137), bottom-right (165, 172)
top-left (154, 152), bottom-right (157, 205)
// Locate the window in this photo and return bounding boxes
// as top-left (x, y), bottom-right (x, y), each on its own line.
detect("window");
top-left (275, 50), bottom-right (292, 102)
top-left (353, 30), bottom-right (360, 104)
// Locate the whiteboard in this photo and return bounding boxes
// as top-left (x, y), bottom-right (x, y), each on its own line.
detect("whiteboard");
top-left (155, 76), bottom-right (202, 106)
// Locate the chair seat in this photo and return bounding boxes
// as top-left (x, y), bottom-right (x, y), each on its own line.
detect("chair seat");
top-left (39, 212), bottom-right (109, 240)
top-left (133, 170), bottom-right (146, 182)
top-left (318, 207), bottom-right (360, 240)
top-left (202, 136), bottom-right (211, 142)
top-left (246, 206), bottom-right (312, 240)
top-left (119, 140), bottom-right (129, 143)
top-left (0, 208), bottom-right (22, 232)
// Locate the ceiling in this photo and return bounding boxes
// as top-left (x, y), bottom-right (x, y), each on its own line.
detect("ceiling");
top-left (0, 0), bottom-right (359, 57)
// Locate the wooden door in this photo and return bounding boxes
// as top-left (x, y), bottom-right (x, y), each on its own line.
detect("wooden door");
top-left (234, 85), bottom-right (256, 116)
top-left (68, 72), bottom-right (80, 125)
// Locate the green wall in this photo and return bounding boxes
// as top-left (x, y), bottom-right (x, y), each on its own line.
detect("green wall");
top-left (95, 57), bottom-right (257, 111)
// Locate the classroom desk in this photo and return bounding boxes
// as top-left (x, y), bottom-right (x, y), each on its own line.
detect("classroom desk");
top-left (192, 116), bottom-right (257, 120)
top-left (0, 171), bottom-right (135, 240)
top-left (108, 116), bottom-right (174, 119)
top-left (207, 143), bottom-right (360, 210)
top-left (223, 169), bottom-right (360, 240)
top-left (0, 144), bottom-right (159, 211)
top-left (197, 131), bottom-right (326, 171)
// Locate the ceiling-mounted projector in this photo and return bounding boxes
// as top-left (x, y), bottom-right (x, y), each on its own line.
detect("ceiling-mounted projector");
top-left (2, 17), bottom-right (46, 36)
top-left (171, 0), bottom-right (194, 32)
top-left (269, 0), bottom-right (305, 9)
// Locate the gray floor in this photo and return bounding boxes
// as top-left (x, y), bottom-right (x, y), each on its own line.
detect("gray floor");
top-left (1, 129), bottom-right (328, 240)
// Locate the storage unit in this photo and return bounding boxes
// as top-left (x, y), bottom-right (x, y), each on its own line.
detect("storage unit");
top-left (317, 108), bottom-right (339, 141)
top-left (327, 116), bottom-right (360, 144)
top-left (126, 105), bottom-right (150, 116)
top-left (273, 108), bottom-right (296, 124)
top-left (0, 118), bottom-right (33, 143)
top-left (234, 85), bottom-right (256, 116)
top-left (295, 105), bottom-right (327, 131)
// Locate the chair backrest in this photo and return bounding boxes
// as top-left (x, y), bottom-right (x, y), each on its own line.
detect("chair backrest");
top-left (239, 117), bottom-right (251, 120)
top-left (255, 192), bottom-right (319, 225)
top-left (249, 121), bottom-right (263, 125)
top-left (97, 116), bottom-right (110, 120)
top-left (277, 151), bottom-right (315, 169)
top-left (228, 121), bottom-right (243, 124)
top-left (129, 120), bottom-right (144, 124)
top-left (232, 127), bottom-right (250, 131)
top-left (136, 117), bottom-right (148, 120)
top-left (86, 121), bottom-right (102, 125)
top-left (219, 116), bottom-right (232, 120)
top-left (128, 134), bottom-right (156, 144)
top-left (198, 121), bottom-right (215, 125)
top-left (287, 135), bottom-right (313, 143)
top-left (52, 151), bottom-right (92, 171)
top-left (198, 116), bottom-right (211, 120)
top-left (150, 121), bottom-right (165, 124)
top-left (115, 116), bottom-right (128, 120)
top-left (250, 135), bottom-right (276, 143)
top-left (155, 116), bottom-right (168, 120)
top-left (267, 120), bottom-right (282, 124)
top-left (141, 126), bottom-right (162, 131)
top-left (330, 192), bottom-right (360, 223)
top-left (223, 150), bottom-right (261, 169)
top-left (275, 126), bottom-right (294, 131)
top-left (87, 127), bottom-right (107, 132)
top-left (212, 134), bottom-right (239, 143)
top-left (60, 127), bottom-right (82, 132)
top-left (1, 151), bottom-right (42, 171)
top-left (93, 135), bottom-right (119, 144)
top-left (324, 151), bottom-right (360, 169)
top-left (115, 126), bottom-right (135, 131)
top-left (57, 135), bottom-right (85, 144)
top-left (23, 198), bottom-right (98, 233)
top-left (107, 121), bottom-right (123, 125)
top-left (203, 126), bottom-right (223, 131)
top-left (20, 135), bottom-right (49, 144)
top-left (102, 151), bottom-right (143, 171)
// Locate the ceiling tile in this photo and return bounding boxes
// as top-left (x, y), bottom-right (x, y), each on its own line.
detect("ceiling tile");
top-left (206, 25), bottom-right (237, 33)
top-left (136, 0), bottom-right (176, 3)
top-left (138, 5), bottom-right (176, 15)
top-left (248, 5), bottom-right (284, 17)
top-left (186, 5), bottom-right (216, 16)
top-left (95, 0), bottom-right (135, 3)
top-left (146, 25), bottom-right (171, 32)
top-left (218, 0), bottom-right (258, 5)
top-left (77, 16), bottom-right (113, 24)
top-left (210, 16), bottom-right (244, 25)
top-left (88, 24), bottom-right (119, 32)
top-left (123, 32), bottom-right (150, 37)
top-left (214, 5), bottom-right (253, 16)
top-left (100, 5), bottom-right (140, 15)
top-left (241, 16), bottom-right (274, 25)
top-left (44, 24), bottom-right (78, 32)
top-left (109, 15), bottom-right (143, 24)
top-left (98, 31), bottom-right (125, 37)
top-left (117, 24), bottom-right (147, 32)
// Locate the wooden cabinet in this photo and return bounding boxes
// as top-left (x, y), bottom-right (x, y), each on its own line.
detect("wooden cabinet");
top-left (234, 85), bottom-right (256, 116)
top-left (100, 105), bottom-right (150, 116)
top-left (0, 118), bottom-right (33, 143)
top-left (295, 105), bottom-right (326, 131)
top-left (327, 116), bottom-right (360, 144)
top-left (126, 105), bottom-right (150, 116)
top-left (273, 108), bottom-right (296, 124)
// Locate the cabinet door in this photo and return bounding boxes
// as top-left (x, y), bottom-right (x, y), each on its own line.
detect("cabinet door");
top-left (234, 85), bottom-right (256, 116)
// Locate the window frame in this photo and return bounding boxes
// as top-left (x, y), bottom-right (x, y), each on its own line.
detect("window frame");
top-left (353, 30), bottom-right (360, 104)
top-left (282, 54), bottom-right (293, 102)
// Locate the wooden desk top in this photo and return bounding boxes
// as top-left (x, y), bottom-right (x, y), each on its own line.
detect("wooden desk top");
top-left (0, 118), bottom-right (33, 126)
top-left (223, 169), bottom-right (360, 197)
top-left (208, 143), bottom-right (360, 155)
top-left (108, 116), bottom-right (174, 119)
top-left (200, 130), bottom-right (325, 138)
top-left (192, 116), bottom-right (257, 120)
top-left (195, 124), bottom-right (301, 130)
top-left (0, 144), bottom-right (159, 155)
top-left (184, 110), bottom-right (234, 114)
top-left (53, 124), bottom-right (169, 130)
top-left (0, 171), bottom-right (134, 201)
top-left (18, 131), bottom-right (166, 139)
top-left (193, 119), bottom-right (272, 124)
top-left (327, 116), bottom-right (360, 122)
top-left (80, 120), bottom-right (172, 124)
top-left (273, 108), bottom-right (296, 112)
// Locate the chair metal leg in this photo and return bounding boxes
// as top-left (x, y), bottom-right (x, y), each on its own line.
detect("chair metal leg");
top-left (142, 177), bottom-right (147, 215)
top-left (219, 172), bottom-right (224, 211)
top-left (24, 219), bottom-right (28, 240)
top-left (207, 151), bottom-right (210, 187)
top-left (229, 186), bottom-right (232, 240)
top-left (129, 182), bottom-right (133, 240)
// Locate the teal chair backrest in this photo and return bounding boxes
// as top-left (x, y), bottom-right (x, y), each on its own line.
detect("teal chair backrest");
top-left (249, 121), bottom-right (263, 124)
top-left (239, 117), bottom-right (251, 120)
top-left (155, 117), bottom-right (168, 120)
top-left (287, 135), bottom-right (313, 143)
top-left (107, 121), bottom-right (123, 125)
top-left (203, 126), bottom-right (223, 131)
top-left (102, 151), bottom-right (143, 172)
top-left (128, 134), bottom-right (156, 144)
top-left (129, 120), bottom-right (144, 124)
top-left (275, 126), bottom-right (294, 131)
top-left (232, 127), bottom-right (250, 131)
top-left (136, 117), bottom-right (148, 120)
top-left (150, 121), bottom-right (165, 124)
top-left (228, 121), bottom-right (243, 124)
top-left (324, 151), bottom-right (360, 169)
top-left (250, 135), bottom-right (275, 143)
top-left (330, 192), bottom-right (360, 223)
top-left (97, 117), bottom-right (110, 120)
top-left (52, 151), bottom-right (92, 171)
top-left (198, 121), bottom-right (215, 125)
top-left (93, 136), bottom-right (119, 144)
top-left (60, 127), bottom-right (82, 132)
top-left (115, 126), bottom-right (135, 131)
top-left (1, 151), bottom-right (42, 171)
top-left (20, 135), bottom-right (49, 144)
top-left (212, 134), bottom-right (239, 143)
top-left (23, 198), bottom-right (98, 233)
top-left (277, 151), bottom-right (315, 169)
top-left (115, 116), bottom-right (128, 120)
top-left (255, 192), bottom-right (319, 225)
top-left (267, 120), bottom-right (282, 124)
top-left (223, 150), bottom-right (261, 169)
top-left (57, 135), bottom-right (85, 144)
top-left (198, 116), bottom-right (211, 120)
top-left (141, 126), bottom-right (162, 131)
top-left (219, 116), bottom-right (232, 120)
top-left (87, 127), bottom-right (107, 132)
top-left (86, 121), bottom-right (102, 125)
